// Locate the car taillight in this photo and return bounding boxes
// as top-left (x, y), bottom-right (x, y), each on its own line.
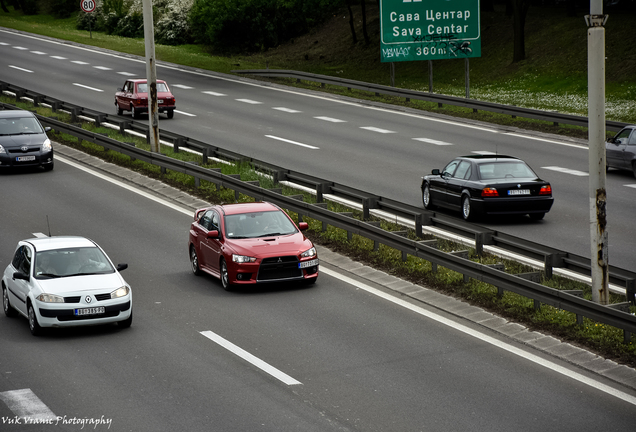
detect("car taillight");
top-left (481, 187), bottom-right (499, 197)
top-left (539, 185), bottom-right (552, 195)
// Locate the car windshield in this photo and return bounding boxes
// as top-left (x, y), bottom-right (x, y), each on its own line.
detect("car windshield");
top-left (478, 161), bottom-right (536, 180)
top-left (136, 83), bottom-right (168, 93)
top-left (224, 211), bottom-right (298, 239)
top-left (34, 247), bottom-right (114, 279)
top-left (0, 117), bottom-right (43, 136)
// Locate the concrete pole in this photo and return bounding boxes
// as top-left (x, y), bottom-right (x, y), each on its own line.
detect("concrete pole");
top-left (142, 0), bottom-right (160, 153)
top-left (586, 1), bottom-right (609, 304)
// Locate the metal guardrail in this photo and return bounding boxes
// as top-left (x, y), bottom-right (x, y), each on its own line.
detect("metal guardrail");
top-left (231, 69), bottom-right (630, 132)
top-left (2, 82), bottom-right (635, 342)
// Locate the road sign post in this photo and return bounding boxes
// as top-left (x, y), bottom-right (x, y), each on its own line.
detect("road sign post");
top-left (380, 0), bottom-right (481, 63)
top-left (80, 1), bottom-right (96, 39)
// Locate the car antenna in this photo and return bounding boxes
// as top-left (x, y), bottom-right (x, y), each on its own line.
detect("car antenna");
top-left (46, 215), bottom-right (51, 237)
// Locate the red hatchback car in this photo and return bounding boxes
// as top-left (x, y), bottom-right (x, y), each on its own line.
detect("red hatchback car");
top-left (115, 79), bottom-right (176, 119)
top-left (188, 202), bottom-right (319, 290)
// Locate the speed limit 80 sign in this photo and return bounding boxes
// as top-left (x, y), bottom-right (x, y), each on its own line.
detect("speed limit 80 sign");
top-left (80, 0), bottom-right (96, 13)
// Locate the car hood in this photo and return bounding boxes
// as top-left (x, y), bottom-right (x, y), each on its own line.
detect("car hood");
top-left (227, 233), bottom-right (313, 257)
top-left (36, 272), bottom-right (126, 294)
top-left (0, 133), bottom-right (47, 148)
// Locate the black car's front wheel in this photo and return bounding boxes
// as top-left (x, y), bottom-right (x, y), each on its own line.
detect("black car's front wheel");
top-left (422, 183), bottom-right (435, 210)
top-left (462, 195), bottom-right (474, 221)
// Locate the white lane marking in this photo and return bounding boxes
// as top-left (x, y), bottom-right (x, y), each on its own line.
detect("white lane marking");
top-left (32, 232), bottom-right (49, 238)
top-left (273, 107), bottom-right (301, 113)
top-left (236, 98), bottom-right (262, 104)
top-left (315, 116), bottom-right (346, 123)
top-left (360, 126), bottom-right (396, 134)
top-left (504, 133), bottom-right (588, 149)
top-left (472, 150), bottom-right (497, 155)
top-left (50, 55), bottom-right (66, 59)
top-left (71, 60), bottom-right (89, 65)
top-left (173, 110), bottom-right (196, 117)
top-left (413, 137), bottom-right (453, 146)
top-left (265, 135), bottom-right (319, 149)
top-left (0, 389), bottom-right (57, 421)
top-left (625, 184), bottom-right (636, 189)
top-left (203, 91), bottom-right (226, 96)
top-left (55, 155), bottom-right (193, 216)
top-left (0, 42), bottom-right (9, 45)
top-left (8, 65), bottom-right (33, 73)
top-left (93, 66), bottom-right (112, 70)
top-left (73, 83), bottom-right (103, 92)
top-left (117, 71), bottom-right (136, 76)
top-left (173, 84), bottom-right (193, 89)
top-left (320, 267), bottom-right (636, 406)
top-left (13, 46), bottom-right (28, 50)
top-left (200, 330), bottom-right (302, 386)
top-left (542, 166), bottom-right (589, 176)
top-left (30, 51), bottom-right (46, 55)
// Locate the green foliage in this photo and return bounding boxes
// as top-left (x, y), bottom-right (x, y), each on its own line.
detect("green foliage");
top-left (189, 0), bottom-right (340, 53)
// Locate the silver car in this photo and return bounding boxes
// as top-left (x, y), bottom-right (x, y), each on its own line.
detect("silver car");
top-left (606, 125), bottom-right (636, 178)
top-left (2, 236), bottom-right (132, 335)
top-left (0, 109), bottom-right (54, 171)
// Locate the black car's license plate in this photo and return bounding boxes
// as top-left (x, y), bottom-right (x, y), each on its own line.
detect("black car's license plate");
top-left (508, 189), bottom-right (530, 195)
top-left (16, 156), bottom-right (36, 162)
top-left (75, 307), bottom-right (105, 316)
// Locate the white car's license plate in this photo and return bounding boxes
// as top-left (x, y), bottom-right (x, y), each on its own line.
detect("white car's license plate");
top-left (299, 259), bottom-right (319, 269)
top-left (508, 189), bottom-right (530, 195)
top-left (75, 307), bottom-right (105, 316)
top-left (16, 156), bottom-right (36, 162)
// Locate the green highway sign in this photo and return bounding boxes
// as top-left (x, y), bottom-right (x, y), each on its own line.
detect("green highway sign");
top-left (380, 0), bottom-right (481, 62)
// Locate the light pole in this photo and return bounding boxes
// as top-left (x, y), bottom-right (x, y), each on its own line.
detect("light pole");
top-left (142, 0), bottom-right (160, 153)
top-left (585, 1), bottom-right (609, 304)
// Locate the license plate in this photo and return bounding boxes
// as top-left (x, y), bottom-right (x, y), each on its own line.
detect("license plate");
top-left (299, 259), bottom-right (319, 269)
top-left (74, 307), bottom-right (105, 316)
top-left (508, 189), bottom-right (530, 195)
top-left (16, 156), bottom-right (36, 162)
top-left (157, 99), bottom-right (163, 103)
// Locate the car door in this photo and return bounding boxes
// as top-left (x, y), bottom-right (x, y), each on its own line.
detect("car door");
top-left (6, 245), bottom-right (32, 316)
top-left (198, 210), bottom-right (222, 274)
top-left (117, 81), bottom-right (131, 109)
top-left (431, 159), bottom-right (460, 208)
top-left (445, 160), bottom-right (472, 209)
top-left (606, 127), bottom-right (633, 169)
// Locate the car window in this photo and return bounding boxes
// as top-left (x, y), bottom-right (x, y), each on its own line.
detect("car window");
top-left (13, 246), bottom-right (32, 275)
top-left (454, 161), bottom-right (471, 180)
top-left (35, 247), bottom-right (114, 278)
top-left (199, 210), bottom-right (218, 231)
top-left (629, 130), bottom-right (636, 145)
top-left (225, 210), bottom-right (297, 238)
top-left (157, 83), bottom-right (168, 92)
top-left (442, 160), bottom-right (459, 177)
top-left (479, 162), bottom-right (536, 179)
top-left (0, 117), bottom-right (42, 135)
top-left (137, 83), bottom-right (148, 93)
top-left (614, 128), bottom-right (632, 144)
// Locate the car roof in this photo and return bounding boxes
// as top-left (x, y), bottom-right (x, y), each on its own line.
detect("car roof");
top-left (217, 202), bottom-right (280, 215)
top-left (0, 110), bottom-right (37, 119)
top-left (456, 155), bottom-right (523, 163)
top-left (126, 79), bottom-right (167, 84)
top-left (23, 236), bottom-right (98, 252)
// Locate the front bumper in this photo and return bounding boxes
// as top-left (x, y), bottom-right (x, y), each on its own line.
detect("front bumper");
top-left (0, 149), bottom-right (54, 169)
top-left (36, 297), bottom-right (131, 328)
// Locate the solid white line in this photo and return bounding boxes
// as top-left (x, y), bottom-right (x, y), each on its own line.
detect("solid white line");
top-left (504, 132), bottom-right (588, 149)
top-left (72, 83), bottom-right (103, 92)
top-left (8, 65), bottom-right (33, 73)
top-left (55, 155), bottom-right (193, 216)
top-left (173, 110), bottom-right (196, 117)
top-left (265, 135), bottom-right (319, 149)
top-left (0, 389), bottom-right (57, 420)
top-left (200, 330), bottom-right (302, 386)
top-left (320, 266), bottom-right (636, 406)
top-left (542, 166), bottom-right (588, 176)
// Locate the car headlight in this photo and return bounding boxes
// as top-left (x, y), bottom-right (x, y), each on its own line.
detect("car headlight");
top-left (42, 138), bottom-right (52, 152)
top-left (36, 293), bottom-right (64, 303)
top-left (0, 144), bottom-right (5, 154)
top-left (111, 286), bottom-right (130, 298)
top-left (301, 247), bottom-right (316, 258)
top-left (232, 254), bottom-right (256, 263)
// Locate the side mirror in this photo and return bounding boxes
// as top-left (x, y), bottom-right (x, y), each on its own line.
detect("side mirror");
top-left (207, 230), bottom-right (220, 239)
top-left (44, 127), bottom-right (52, 132)
top-left (12, 271), bottom-right (29, 281)
top-left (117, 263), bottom-right (128, 272)
top-left (431, 169), bottom-right (441, 175)
top-left (298, 222), bottom-right (308, 231)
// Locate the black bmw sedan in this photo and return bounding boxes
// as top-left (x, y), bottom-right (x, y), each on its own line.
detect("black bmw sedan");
top-left (421, 155), bottom-right (553, 221)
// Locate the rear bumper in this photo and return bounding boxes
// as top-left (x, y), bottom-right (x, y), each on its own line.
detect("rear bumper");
top-left (473, 196), bottom-right (554, 215)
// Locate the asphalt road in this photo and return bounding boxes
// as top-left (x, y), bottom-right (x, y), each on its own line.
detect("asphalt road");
top-left (1, 28), bottom-right (635, 272)
top-left (1, 146), bottom-right (636, 430)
